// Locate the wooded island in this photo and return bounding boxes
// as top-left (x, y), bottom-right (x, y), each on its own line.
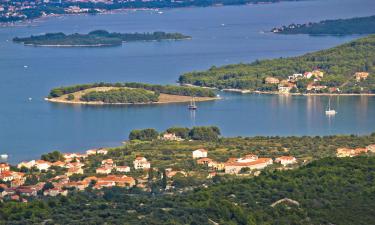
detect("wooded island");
top-left (46, 82), bottom-right (218, 105)
top-left (13, 30), bottom-right (191, 47)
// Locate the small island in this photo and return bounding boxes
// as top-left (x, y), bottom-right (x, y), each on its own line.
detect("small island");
top-left (46, 82), bottom-right (218, 105)
top-left (271, 15), bottom-right (375, 35)
top-left (13, 30), bottom-right (191, 47)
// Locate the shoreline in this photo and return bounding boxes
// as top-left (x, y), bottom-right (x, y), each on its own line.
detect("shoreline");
top-left (182, 84), bottom-right (375, 96)
top-left (45, 96), bottom-right (220, 106)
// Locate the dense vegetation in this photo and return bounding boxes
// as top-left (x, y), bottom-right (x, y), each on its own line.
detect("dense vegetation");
top-left (80, 88), bottom-right (159, 104)
top-left (1, 157), bottom-right (374, 224)
top-left (13, 30), bottom-right (190, 47)
top-left (48, 82), bottom-right (216, 98)
top-left (272, 15), bottom-right (375, 35)
top-left (179, 35), bottom-right (375, 93)
top-left (129, 126), bottom-right (221, 141)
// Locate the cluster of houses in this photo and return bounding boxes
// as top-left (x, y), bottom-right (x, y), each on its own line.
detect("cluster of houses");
top-left (192, 149), bottom-right (297, 174)
top-left (0, 148), bottom-right (141, 202)
top-left (336, 144), bottom-right (375, 157)
top-left (265, 70), bottom-right (370, 94)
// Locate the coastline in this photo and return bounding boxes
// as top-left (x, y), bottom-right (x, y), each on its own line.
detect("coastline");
top-left (45, 94), bottom-right (219, 105)
top-left (182, 84), bottom-right (375, 96)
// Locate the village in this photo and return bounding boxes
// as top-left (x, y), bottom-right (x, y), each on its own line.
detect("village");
top-left (264, 69), bottom-right (370, 94)
top-left (0, 131), bottom-right (374, 203)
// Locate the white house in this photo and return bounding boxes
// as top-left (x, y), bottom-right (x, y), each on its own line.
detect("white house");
top-left (192, 149), bottom-right (208, 159)
top-left (96, 166), bottom-right (112, 174)
top-left (133, 157), bottom-right (151, 170)
top-left (34, 160), bottom-right (51, 171)
top-left (224, 158), bottom-right (273, 174)
top-left (275, 156), bottom-right (297, 166)
top-left (0, 163), bottom-right (10, 173)
top-left (116, 166), bottom-right (130, 173)
top-left (366, 144), bottom-right (375, 153)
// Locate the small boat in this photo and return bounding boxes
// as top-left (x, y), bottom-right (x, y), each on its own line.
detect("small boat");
top-left (0, 154), bottom-right (8, 159)
top-left (325, 98), bottom-right (337, 115)
top-left (188, 97), bottom-right (197, 110)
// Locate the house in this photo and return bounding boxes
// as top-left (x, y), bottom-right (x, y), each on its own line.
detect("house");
top-left (336, 147), bottom-right (368, 157)
top-left (312, 70), bottom-right (324, 79)
top-left (97, 175), bottom-right (136, 188)
top-left (97, 149), bottom-right (108, 155)
top-left (101, 159), bottom-right (115, 166)
top-left (93, 181), bottom-right (115, 189)
top-left (0, 171), bottom-right (14, 182)
top-left (34, 160), bottom-right (51, 171)
top-left (207, 172), bottom-right (217, 178)
top-left (66, 167), bottom-right (83, 176)
top-left (304, 72), bottom-right (313, 79)
top-left (96, 166), bottom-right (112, 174)
top-left (165, 168), bottom-right (187, 178)
top-left (17, 187), bottom-right (37, 197)
top-left (11, 179), bottom-right (25, 188)
top-left (197, 157), bottom-right (213, 165)
top-left (51, 161), bottom-right (66, 167)
top-left (64, 181), bottom-right (89, 191)
top-left (86, 149), bottom-right (98, 155)
top-left (275, 156), bottom-right (297, 166)
top-left (265, 77), bottom-right (280, 84)
top-left (65, 161), bottom-right (84, 169)
top-left (133, 157), bottom-right (151, 170)
top-left (366, 144), bottom-right (375, 153)
top-left (116, 166), bottom-right (130, 173)
top-left (17, 160), bottom-right (35, 169)
top-left (44, 187), bottom-right (68, 197)
top-left (278, 82), bottom-right (296, 94)
top-left (0, 163), bottom-right (10, 173)
top-left (224, 158), bottom-right (273, 174)
top-left (162, 133), bottom-right (182, 141)
top-left (306, 84), bottom-right (328, 92)
top-left (288, 74), bottom-right (303, 81)
top-left (208, 161), bottom-right (225, 171)
top-left (237, 154), bottom-right (258, 163)
top-left (192, 149), bottom-right (208, 159)
top-left (354, 72), bottom-right (369, 82)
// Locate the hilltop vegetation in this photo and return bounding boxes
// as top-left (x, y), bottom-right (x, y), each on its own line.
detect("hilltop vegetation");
top-left (272, 15), bottom-right (375, 35)
top-left (80, 88), bottom-right (159, 104)
top-left (13, 30), bottom-right (190, 47)
top-left (48, 82), bottom-right (216, 98)
top-left (1, 156), bottom-right (374, 224)
top-left (179, 35), bottom-right (375, 93)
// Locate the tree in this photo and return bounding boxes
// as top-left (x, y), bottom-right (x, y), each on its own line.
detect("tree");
top-left (165, 127), bottom-right (190, 139)
top-left (129, 128), bottom-right (159, 141)
top-left (189, 126), bottom-right (221, 141)
top-left (42, 182), bottom-right (54, 191)
top-left (41, 150), bottom-right (64, 162)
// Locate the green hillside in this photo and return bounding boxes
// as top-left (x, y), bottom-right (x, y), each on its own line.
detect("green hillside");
top-left (179, 35), bottom-right (375, 93)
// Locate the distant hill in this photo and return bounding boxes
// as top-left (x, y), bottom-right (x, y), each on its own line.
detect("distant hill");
top-left (13, 30), bottom-right (191, 47)
top-left (271, 15), bottom-right (375, 35)
top-left (179, 34), bottom-right (375, 94)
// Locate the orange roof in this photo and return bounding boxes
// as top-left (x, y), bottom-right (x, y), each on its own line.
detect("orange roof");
top-left (276, 156), bottom-right (296, 161)
top-left (197, 157), bottom-right (213, 164)
top-left (225, 158), bottom-right (272, 167)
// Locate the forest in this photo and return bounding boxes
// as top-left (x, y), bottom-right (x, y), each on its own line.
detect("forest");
top-left (272, 15), bottom-right (375, 35)
top-left (13, 30), bottom-right (190, 47)
top-left (179, 34), bottom-right (375, 93)
top-left (1, 156), bottom-right (374, 224)
top-left (80, 88), bottom-right (159, 104)
top-left (48, 82), bottom-right (216, 98)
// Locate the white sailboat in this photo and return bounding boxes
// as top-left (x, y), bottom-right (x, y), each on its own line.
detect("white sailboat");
top-left (188, 97), bottom-right (197, 110)
top-left (325, 98), bottom-right (337, 115)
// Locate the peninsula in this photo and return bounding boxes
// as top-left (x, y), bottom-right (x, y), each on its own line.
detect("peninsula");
top-left (46, 82), bottom-right (218, 105)
top-left (13, 30), bottom-right (191, 47)
top-left (271, 15), bottom-right (375, 35)
top-left (179, 34), bottom-right (375, 95)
